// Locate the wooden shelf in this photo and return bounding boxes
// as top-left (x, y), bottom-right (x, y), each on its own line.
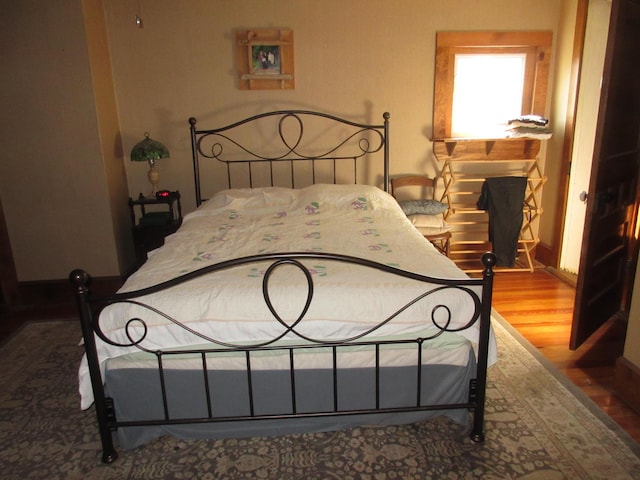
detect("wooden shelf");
top-left (433, 137), bottom-right (541, 160)
top-left (434, 138), bottom-right (546, 273)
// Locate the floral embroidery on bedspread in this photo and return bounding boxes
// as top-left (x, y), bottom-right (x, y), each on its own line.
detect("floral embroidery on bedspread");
top-left (183, 191), bottom-right (399, 277)
top-left (361, 228), bottom-right (380, 237)
top-left (305, 202), bottom-right (320, 214)
top-left (248, 195), bottom-right (392, 277)
top-left (351, 197), bottom-right (369, 210)
top-left (248, 264), bottom-right (327, 278)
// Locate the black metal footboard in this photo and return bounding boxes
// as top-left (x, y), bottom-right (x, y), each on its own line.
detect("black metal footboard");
top-left (70, 251), bottom-right (496, 464)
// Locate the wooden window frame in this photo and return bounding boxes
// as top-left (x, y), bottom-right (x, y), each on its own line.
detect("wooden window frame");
top-left (433, 31), bottom-right (553, 140)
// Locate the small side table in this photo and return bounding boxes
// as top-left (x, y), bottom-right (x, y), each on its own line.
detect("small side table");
top-left (128, 191), bottom-right (182, 266)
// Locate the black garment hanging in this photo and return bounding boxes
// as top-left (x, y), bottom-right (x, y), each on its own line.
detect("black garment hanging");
top-left (476, 176), bottom-right (527, 267)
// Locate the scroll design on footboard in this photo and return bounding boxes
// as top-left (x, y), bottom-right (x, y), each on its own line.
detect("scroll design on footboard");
top-left (70, 251), bottom-right (496, 464)
top-left (85, 254), bottom-right (483, 351)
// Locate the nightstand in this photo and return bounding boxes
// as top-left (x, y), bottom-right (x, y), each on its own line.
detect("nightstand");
top-left (128, 191), bottom-right (182, 265)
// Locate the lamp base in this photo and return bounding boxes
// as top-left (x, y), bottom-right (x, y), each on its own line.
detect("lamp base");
top-left (148, 166), bottom-right (159, 196)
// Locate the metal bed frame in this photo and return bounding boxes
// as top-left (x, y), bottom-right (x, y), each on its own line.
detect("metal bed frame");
top-left (189, 110), bottom-right (391, 204)
top-left (72, 110), bottom-right (495, 464)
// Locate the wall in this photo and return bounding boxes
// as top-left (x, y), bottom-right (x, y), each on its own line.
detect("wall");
top-left (107, 0), bottom-right (561, 212)
top-left (82, 0), bottom-right (135, 276)
top-left (540, 0), bottom-right (579, 251)
top-left (0, 0), bottom-right (561, 281)
top-left (616, 258), bottom-right (640, 410)
top-left (0, 0), bottom-right (128, 280)
top-left (625, 267), bottom-right (640, 365)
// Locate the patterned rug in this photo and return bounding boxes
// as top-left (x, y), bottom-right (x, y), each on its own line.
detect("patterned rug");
top-left (1, 314), bottom-right (640, 479)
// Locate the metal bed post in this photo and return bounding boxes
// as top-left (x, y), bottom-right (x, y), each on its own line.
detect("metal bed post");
top-left (469, 252), bottom-right (496, 442)
top-left (69, 270), bottom-right (118, 463)
top-left (188, 117), bottom-right (202, 207)
top-left (383, 112), bottom-right (390, 192)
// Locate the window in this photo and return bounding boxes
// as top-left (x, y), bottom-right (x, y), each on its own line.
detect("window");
top-left (433, 31), bottom-right (553, 139)
top-left (452, 53), bottom-right (526, 137)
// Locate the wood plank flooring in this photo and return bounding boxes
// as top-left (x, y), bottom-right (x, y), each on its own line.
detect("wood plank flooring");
top-left (1, 268), bottom-right (639, 444)
top-left (492, 268), bottom-right (640, 444)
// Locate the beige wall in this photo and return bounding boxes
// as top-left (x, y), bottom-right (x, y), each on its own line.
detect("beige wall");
top-left (83, 0), bottom-right (135, 275)
top-left (0, 0), bottom-right (561, 281)
top-left (0, 0), bottom-right (126, 280)
top-left (107, 0), bottom-right (561, 213)
top-left (625, 264), bottom-right (640, 366)
top-left (541, 0), bottom-right (579, 249)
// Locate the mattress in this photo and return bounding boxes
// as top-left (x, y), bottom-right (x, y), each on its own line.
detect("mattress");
top-left (79, 184), bottom-right (497, 408)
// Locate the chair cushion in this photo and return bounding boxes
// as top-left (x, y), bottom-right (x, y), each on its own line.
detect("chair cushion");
top-left (408, 213), bottom-right (451, 234)
top-left (399, 199), bottom-right (448, 215)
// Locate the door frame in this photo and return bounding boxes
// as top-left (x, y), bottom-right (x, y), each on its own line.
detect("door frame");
top-left (547, 0), bottom-right (589, 271)
top-left (0, 192), bottom-right (19, 306)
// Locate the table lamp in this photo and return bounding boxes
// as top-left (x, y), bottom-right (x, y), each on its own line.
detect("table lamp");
top-left (130, 132), bottom-right (170, 196)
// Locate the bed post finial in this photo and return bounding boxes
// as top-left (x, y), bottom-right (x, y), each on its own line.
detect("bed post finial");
top-left (69, 269), bottom-right (90, 291)
top-left (481, 252), bottom-right (497, 272)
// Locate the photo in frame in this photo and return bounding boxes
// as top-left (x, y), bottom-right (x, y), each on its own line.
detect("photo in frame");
top-left (237, 29), bottom-right (294, 90)
top-left (251, 45), bottom-right (281, 75)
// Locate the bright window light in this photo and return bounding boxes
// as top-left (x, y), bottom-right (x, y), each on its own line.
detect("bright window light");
top-left (451, 54), bottom-right (526, 138)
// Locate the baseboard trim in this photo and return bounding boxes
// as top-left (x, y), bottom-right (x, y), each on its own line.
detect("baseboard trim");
top-left (545, 266), bottom-right (578, 287)
top-left (16, 276), bottom-right (123, 306)
top-left (615, 356), bottom-right (640, 414)
top-left (534, 242), bottom-right (555, 268)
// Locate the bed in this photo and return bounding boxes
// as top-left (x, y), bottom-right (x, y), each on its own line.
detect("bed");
top-left (71, 110), bottom-right (497, 464)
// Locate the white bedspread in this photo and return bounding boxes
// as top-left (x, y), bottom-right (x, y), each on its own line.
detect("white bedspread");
top-left (79, 184), bottom-right (496, 408)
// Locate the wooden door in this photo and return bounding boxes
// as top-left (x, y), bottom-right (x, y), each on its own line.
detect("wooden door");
top-left (571, 0), bottom-right (640, 349)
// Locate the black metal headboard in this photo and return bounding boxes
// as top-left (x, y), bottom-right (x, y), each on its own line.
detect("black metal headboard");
top-left (189, 110), bottom-right (390, 206)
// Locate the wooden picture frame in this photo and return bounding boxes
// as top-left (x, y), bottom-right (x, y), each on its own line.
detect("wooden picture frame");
top-left (236, 29), bottom-right (294, 90)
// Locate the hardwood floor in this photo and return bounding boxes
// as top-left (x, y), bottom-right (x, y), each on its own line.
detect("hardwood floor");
top-left (1, 269), bottom-right (639, 444)
top-left (492, 268), bottom-right (640, 444)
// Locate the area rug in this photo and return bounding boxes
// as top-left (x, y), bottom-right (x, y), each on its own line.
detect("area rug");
top-left (1, 314), bottom-right (640, 479)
